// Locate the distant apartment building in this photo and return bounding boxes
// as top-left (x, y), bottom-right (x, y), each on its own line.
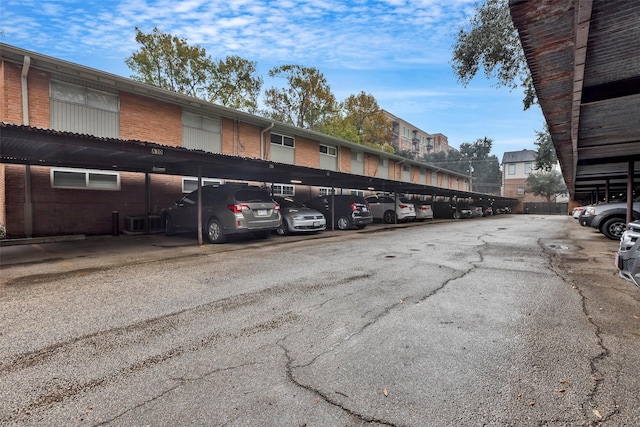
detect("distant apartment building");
top-left (383, 110), bottom-right (454, 159)
top-left (501, 149), bottom-right (567, 203)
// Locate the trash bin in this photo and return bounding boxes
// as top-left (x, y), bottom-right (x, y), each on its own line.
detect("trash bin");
top-left (112, 211), bottom-right (119, 236)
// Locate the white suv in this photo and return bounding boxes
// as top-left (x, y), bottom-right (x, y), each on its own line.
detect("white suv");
top-left (365, 195), bottom-right (416, 224)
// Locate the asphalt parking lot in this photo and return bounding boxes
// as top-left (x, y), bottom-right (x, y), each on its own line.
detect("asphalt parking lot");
top-left (2, 215), bottom-right (640, 426)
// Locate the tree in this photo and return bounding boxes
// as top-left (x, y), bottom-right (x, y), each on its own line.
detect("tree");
top-left (526, 170), bottom-right (568, 201)
top-left (451, 0), bottom-right (536, 110)
top-left (460, 137), bottom-right (502, 193)
top-left (206, 55), bottom-right (263, 113)
top-left (262, 65), bottom-right (337, 131)
top-left (533, 126), bottom-right (557, 172)
top-left (125, 27), bottom-right (208, 98)
top-left (126, 27), bottom-right (262, 112)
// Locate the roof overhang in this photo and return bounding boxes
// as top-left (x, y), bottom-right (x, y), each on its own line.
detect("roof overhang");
top-left (510, 0), bottom-right (640, 201)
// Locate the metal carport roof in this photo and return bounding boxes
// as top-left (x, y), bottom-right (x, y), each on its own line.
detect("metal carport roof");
top-left (1, 123), bottom-right (514, 203)
top-left (510, 0), bottom-right (640, 202)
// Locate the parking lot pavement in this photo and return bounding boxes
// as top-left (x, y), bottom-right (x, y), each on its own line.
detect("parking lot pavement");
top-left (0, 221), bottom-right (429, 285)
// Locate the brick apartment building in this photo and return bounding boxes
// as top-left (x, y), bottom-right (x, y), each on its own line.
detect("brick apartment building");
top-left (0, 44), bottom-right (477, 238)
top-left (501, 149), bottom-right (568, 205)
top-left (383, 110), bottom-right (454, 159)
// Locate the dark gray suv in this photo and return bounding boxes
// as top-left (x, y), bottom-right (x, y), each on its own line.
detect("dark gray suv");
top-left (162, 184), bottom-right (281, 243)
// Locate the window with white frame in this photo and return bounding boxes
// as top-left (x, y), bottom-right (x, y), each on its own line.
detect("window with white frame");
top-left (517, 187), bottom-right (525, 195)
top-left (270, 133), bottom-right (295, 148)
top-left (271, 183), bottom-right (295, 196)
top-left (525, 163), bottom-right (533, 174)
top-left (319, 187), bottom-right (334, 196)
top-left (51, 168), bottom-right (120, 190)
top-left (403, 165), bottom-right (410, 172)
top-left (350, 189), bottom-right (364, 196)
top-left (182, 177), bottom-right (222, 193)
top-left (319, 144), bottom-right (337, 156)
top-left (508, 164), bottom-right (516, 175)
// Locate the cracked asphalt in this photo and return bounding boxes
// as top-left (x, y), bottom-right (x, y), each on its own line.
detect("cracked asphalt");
top-left (1, 215), bottom-right (639, 426)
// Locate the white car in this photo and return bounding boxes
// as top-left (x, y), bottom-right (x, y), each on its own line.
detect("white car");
top-left (407, 199), bottom-right (433, 221)
top-left (365, 195), bottom-right (416, 224)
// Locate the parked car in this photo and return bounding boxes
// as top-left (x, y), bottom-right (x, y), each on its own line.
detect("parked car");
top-left (580, 200), bottom-right (640, 239)
top-left (272, 196), bottom-right (326, 235)
top-left (482, 206), bottom-right (493, 217)
top-left (617, 220), bottom-right (640, 286)
top-left (454, 203), bottom-right (482, 219)
top-left (409, 199), bottom-right (434, 221)
top-left (162, 183), bottom-right (281, 244)
top-left (572, 206), bottom-right (585, 219)
top-left (305, 195), bottom-right (373, 230)
top-left (365, 194), bottom-right (416, 223)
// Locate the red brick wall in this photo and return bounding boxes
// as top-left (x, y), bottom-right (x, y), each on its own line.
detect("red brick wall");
top-left (2, 165), bottom-right (184, 238)
top-left (119, 92), bottom-right (182, 146)
top-left (339, 146), bottom-right (351, 173)
top-left (221, 119), bottom-right (263, 158)
top-left (0, 61), bottom-right (50, 126)
top-left (293, 136), bottom-right (318, 167)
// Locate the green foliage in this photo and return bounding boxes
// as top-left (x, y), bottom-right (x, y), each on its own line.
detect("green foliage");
top-left (423, 137), bottom-right (502, 194)
top-left (533, 126), bottom-right (557, 172)
top-left (526, 170), bottom-right (568, 201)
top-left (451, 0), bottom-right (536, 110)
top-left (126, 27), bottom-right (208, 97)
top-left (316, 91), bottom-right (393, 153)
top-left (125, 27), bottom-right (262, 112)
top-left (262, 65), bottom-right (337, 131)
top-left (206, 55), bottom-right (263, 114)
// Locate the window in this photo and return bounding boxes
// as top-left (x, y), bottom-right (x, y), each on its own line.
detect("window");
top-left (403, 165), bottom-right (410, 172)
top-left (517, 187), bottom-right (525, 195)
top-left (350, 189), bottom-right (364, 196)
top-left (320, 144), bottom-right (337, 156)
top-left (51, 80), bottom-right (119, 113)
top-left (50, 79), bottom-right (119, 137)
top-left (272, 183), bottom-right (295, 196)
top-left (319, 187), bottom-right (334, 196)
top-left (182, 177), bottom-right (222, 193)
top-left (379, 158), bottom-right (389, 167)
top-left (271, 133), bottom-right (295, 148)
top-left (508, 164), bottom-right (516, 175)
top-left (525, 163), bottom-right (533, 174)
top-left (182, 111), bottom-right (222, 153)
top-left (51, 168), bottom-right (120, 190)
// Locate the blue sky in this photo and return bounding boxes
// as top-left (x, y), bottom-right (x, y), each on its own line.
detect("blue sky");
top-left (2, 0), bottom-right (545, 162)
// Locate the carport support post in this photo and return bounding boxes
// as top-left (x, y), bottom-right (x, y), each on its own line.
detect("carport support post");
top-left (394, 192), bottom-right (398, 224)
top-left (197, 167), bottom-right (203, 246)
top-left (145, 173), bottom-right (150, 234)
top-left (627, 161), bottom-right (634, 225)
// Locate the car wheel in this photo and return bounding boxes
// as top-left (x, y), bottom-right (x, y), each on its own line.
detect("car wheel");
top-left (164, 215), bottom-right (175, 236)
top-left (276, 222), bottom-right (289, 236)
top-left (336, 216), bottom-right (350, 230)
top-left (602, 217), bottom-right (627, 240)
top-left (383, 210), bottom-right (396, 224)
top-left (253, 230), bottom-right (270, 239)
top-left (453, 211), bottom-right (462, 219)
top-left (206, 218), bottom-right (226, 244)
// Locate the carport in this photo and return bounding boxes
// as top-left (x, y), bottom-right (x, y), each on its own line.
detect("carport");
top-left (510, 0), bottom-right (640, 221)
top-left (1, 123), bottom-right (515, 244)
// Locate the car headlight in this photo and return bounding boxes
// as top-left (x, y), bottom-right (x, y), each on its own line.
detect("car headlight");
top-left (583, 207), bottom-right (596, 216)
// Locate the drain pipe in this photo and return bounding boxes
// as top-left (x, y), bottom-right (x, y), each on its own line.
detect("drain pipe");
top-left (22, 55), bottom-right (33, 237)
top-left (260, 122), bottom-right (274, 160)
